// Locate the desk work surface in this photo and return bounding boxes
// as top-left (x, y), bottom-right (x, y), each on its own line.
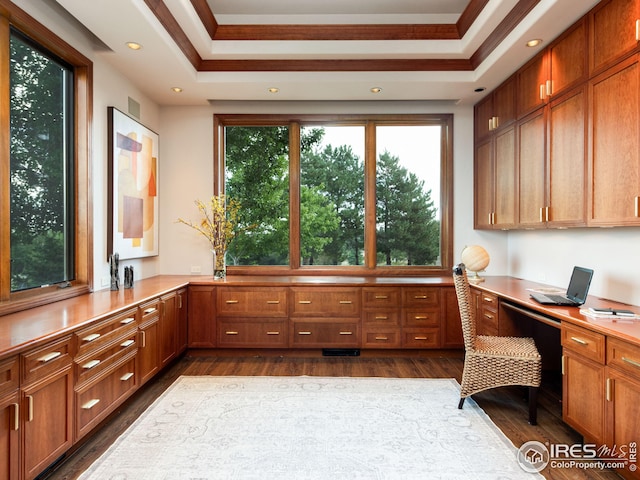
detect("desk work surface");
top-left (475, 276), bottom-right (640, 347)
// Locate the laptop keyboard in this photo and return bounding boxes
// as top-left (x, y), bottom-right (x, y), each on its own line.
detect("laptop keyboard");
top-left (543, 294), bottom-right (574, 304)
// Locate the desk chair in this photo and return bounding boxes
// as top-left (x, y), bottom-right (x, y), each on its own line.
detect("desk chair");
top-left (452, 264), bottom-right (542, 424)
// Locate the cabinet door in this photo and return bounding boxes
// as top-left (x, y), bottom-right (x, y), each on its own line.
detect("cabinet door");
top-left (493, 75), bottom-right (517, 129)
top-left (22, 366), bottom-right (73, 480)
top-left (474, 94), bottom-right (494, 140)
top-left (442, 288), bottom-right (463, 348)
top-left (176, 288), bottom-right (188, 354)
top-left (549, 19), bottom-right (588, 96)
top-left (138, 318), bottom-right (159, 386)
top-left (518, 109), bottom-right (546, 227)
top-left (590, 0), bottom-right (640, 74)
top-left (562, 349), bottom-right (606, 446)
top-left (590, 55), bottom-right (640, 225)
top-left (0, 391), bottom-right (19, 480)
top-left (474, 139), bottom-right (494, 229)
top-left (187, 286), bottom-right (216, 348)
top-left (517, 51), bottom-right (548, 117)
top-left (606, 368), bottom-right (640, 479)
top-left (493, 126), bottom-right (517, 228)
top-left (160, 292), bottom-right (178, 367)
top-left (548, 87), bottom-right (587, 226)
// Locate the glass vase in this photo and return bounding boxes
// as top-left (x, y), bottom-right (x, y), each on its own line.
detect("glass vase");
top-left (213, 250), bottom-right (226, 279)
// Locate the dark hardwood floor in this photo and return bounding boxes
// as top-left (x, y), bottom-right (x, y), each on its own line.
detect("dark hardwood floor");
top-left (43, 350), bottom-right (622, 480)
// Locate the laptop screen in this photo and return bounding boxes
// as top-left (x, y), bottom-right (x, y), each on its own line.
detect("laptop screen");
top-left (566, 266), bottom-right (594, 303)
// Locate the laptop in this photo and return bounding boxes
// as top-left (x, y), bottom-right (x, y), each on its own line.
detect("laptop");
top-left (530, 266), bottom-right (594, 306)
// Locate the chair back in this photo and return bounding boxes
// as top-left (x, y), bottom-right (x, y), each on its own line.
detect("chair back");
top-left (452, 263), bottom-right (477, 351)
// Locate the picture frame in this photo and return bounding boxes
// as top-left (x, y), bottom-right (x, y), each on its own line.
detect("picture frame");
top-left (107, 107), bottom-right (159, 260)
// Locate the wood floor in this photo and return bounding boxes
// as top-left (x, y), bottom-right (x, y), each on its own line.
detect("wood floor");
top-left (43, 350), bottom-right (623, 480)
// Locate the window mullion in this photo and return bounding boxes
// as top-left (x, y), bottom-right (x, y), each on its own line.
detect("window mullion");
top-left (0, 15), bottom-right (10, 300)
top-left (289, 122), bottom-right (301, 269)
top-left (364, 121), bottom-right (377, 269)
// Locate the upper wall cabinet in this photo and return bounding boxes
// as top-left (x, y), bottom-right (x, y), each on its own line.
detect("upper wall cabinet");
top-left (590, 0), bottom-right (640, 75)
top-left (518, 19), bottom-right (588, 119)
top-left (474, 75), bottom-right (516, 141)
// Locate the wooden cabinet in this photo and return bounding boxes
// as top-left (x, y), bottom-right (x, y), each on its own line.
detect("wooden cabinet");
top-left (605, 338), bottom-right (640, 479)
top-left (290, 287), bottom-right (360, 348)
top-left (517, 108), bottom-right (547, 227)
top-left (176, 288), bottom-right (188, 355)
top-left (159, 292), bottom-right (178, 367)
top-left (589, 54), bottom-right (640, 226)
top-left (401, 287), bottom-right (441, 348)
top-left (362, 287), bottom-right (401, 348)
top-left (217, 287), bottom-right (288, 348)
top-left (20, 336), bottom-right (73, 480)
top-left (590, 0), bottom-right (640, 74)
top-left (474, 289), bottom-right (499, 336)
top-left (187, 285), bottom-right (216, 348)
top-left (0, 357), bottom-right (19, 480)
top-left (561, 322), bottom-right (606, 446)
top-left (475, 75), bottom-right (516, 140)
top-left (137, 299), bottom-right (160, 386)
top-left (517, 52), bottom-right (548, 117)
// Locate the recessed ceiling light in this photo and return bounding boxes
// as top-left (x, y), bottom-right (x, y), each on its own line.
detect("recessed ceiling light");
top-left (171, 87), bottom-right (183, 93)
top-left (268, 87), bottom-right (279, 93)
top-left (526, 39), bottom-right (543, 47)
top-left (126, 42), bottom-right (142, 50)
top-left (474, 87), bottom-right (486, 93)
top-left (370, 87), bottom-right (382, 94)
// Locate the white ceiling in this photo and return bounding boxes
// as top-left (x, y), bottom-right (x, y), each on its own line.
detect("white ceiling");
top-left (52, 0), bottom-right (601, 106)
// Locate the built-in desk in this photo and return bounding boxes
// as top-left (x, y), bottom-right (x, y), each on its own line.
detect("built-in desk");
top-left (473, 277), bottom-right (640, 480)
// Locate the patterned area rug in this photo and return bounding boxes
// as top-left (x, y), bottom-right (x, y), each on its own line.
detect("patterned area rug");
top-left (79, 376), bottom-right (541, 479)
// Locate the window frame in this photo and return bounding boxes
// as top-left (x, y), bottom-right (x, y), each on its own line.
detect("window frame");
top-left (0, 4), bottom-right (93, 316)
top-left (214, 113), bottom-right (453, 277)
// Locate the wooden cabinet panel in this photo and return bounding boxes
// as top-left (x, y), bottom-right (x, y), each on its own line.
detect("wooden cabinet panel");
top-left (442, 288), bottom-right (463, 348)
top-left (21, 336), bottom-right (72, 385)
top-left (187, 286), bottom-right (216, 348)
top-left (402, 308), bottom-right (440, 327)
top-left (518, 109), bottom-right (546, 227)
top-left (74, 327), bottom-right (137, 386)
top-left (0, 357), bottom-right (18, 398)
top-left (74, 307), bottom-right (137, 358)
top-left (474, 94), bottom-right (494, 140)
top-left (590, 0), bottom-right (640, 74)
top-left (548, 87), bottom-right (587, 226)
top-left (362, 287), bottom-right (400, 308)
top-left (493, 126), bottom-right (517, 228)
top-left (22, 364), bottom-right (73, 480)
top-left (607, 337), bottom-right (640, 380)
top-left (590, 55), bottom-right (640, 225)
top-left (362, 329), bottom-right (401, 348)
top-left (218, 287), bottom-right (288, 317)
top-left (517, 52), bottom-right (547, 117)
top-left (176, 288), bottom-right (188, 354)
top-left (474, 139), bottom-right (494, 229)
top-left (160, 292), bottom-right (178, 367)
top-left (218, 320), bottom-right (288, 348)
top-left (562, 323), bottom-right (606, 363)
top-left (402, 287), bottom-right (439, 306)
top-left (290, 288), bottom-right (360, 317)
top-left (0, 389), bottom-right (19, 480)
top-left (402, 328), bottom-right (440, 348)
top-left (549, 18), bottom-right (588, 96)
top-left (290, 321), bottom-right (360, 348)
top-left (138, 315), bottom-right (159, 386)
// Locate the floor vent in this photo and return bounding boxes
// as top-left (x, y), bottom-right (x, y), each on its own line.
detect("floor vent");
top-left (322, 348), bottom-right (360, 357)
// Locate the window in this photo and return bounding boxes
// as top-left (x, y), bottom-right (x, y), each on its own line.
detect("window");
top-left (0, 8), bottom-right (92, 315)
top-left (216, 115), bottom-right (453, 276)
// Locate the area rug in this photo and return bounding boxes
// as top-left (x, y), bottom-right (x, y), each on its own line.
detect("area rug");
top-left (79, 376), bottom-right (541, 479)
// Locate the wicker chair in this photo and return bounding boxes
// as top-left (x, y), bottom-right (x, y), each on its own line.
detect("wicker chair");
top-left (452, 264), bottom-right (542, 424)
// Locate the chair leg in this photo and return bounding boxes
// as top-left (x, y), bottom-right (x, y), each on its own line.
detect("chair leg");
top-left (528, 386), bottom-right (538, 425)
top-left (458, 397), bottom-right (465, 409)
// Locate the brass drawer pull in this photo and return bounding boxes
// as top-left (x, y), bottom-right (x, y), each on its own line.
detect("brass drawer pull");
top-left (12, 403), bottom-right (19, 431)
top-left (606, 378), bottom-right (611, 402)
top-left (266, 331), bottom-right (280, 335)
top-left (225, 331), bottom-right (239, 335)
top-left (266, 300), bottom-right (280, 304)
top-left (415, 316), bottom-right (428, 320)
top-left (483, 297), bottom-right (494, 302)
top-left (82, 359), bottom-right (101, 369)
top-left (375, 295), bottom-right (388, 299)
top-left (120, 339), bottom-right (135, 348)
top-left (82, 333), bottom-right (101, 342)
top-left (298, 300), bottom-right (312, 304)
top-left (120, 317), bottom-right (135, 325)
top-left (143, 307), bottom-right (156, 314)
top-left (339, 300), bottom-right (352, 304)
top-left (225, 300), bottom-right (239, 304)
top-left (120, 372), bottom-right (134, 381)
top-left (622, 356), bottom-right (640, 369)
top-left (27, 395), bottom-right (33, 422)
top-left (414, 295), bottom-right (428, 299)
top-left (38, 351), bottom-right (61, 363)
top-left (414, 336), bottom-right (428, 340)
top-left (484, 313), bottom-right (494, 319)
top-left (570, 336), bottom-right (588, 346)
top-left (375, 316), bottom-right (388, 320)
top-left (298, 331), bottom-right (312, 335)
top-left (339, 331), bottom-right (353, 335)
top-left (82, 399), bottom-right (100, 410)
top-left (375, 336), bottom-right (388, 341)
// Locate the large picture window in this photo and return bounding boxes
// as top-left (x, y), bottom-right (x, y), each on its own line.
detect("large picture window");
top-left (0, 7), bottom-right (92, 315)
top-left (216, 114), bottom-right (453, 276)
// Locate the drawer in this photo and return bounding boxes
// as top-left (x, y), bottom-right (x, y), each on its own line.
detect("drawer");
top-left (362, 329), bottom-right (401, 348)
top-left (76, 353), bottom-right (137, 439)
top-left (561, 322), bottom-right (605, 364)
top-left (218, 320), bottom-right (288, 347)
top-left (217, 287), bottom-right (288, 317)
top-left (74, 307), bottom-right (138, 357)
top-left (402, 287), bottom-right (439, 307)
top-left (479, 292), bottom-right (498, 309)
top-left (479, 306), bottom-right (499, 331)
top-left (75, 328), bottom-right (138, 386)
top-left (607, 337), bottom-right (640, 380)
top-left (363, 310), bottom-right (400, 325)
top-left (290, 288), bottom-right (361, 317)
top-left (291, 321), bottom-right (360, 347)
top-left (0, 356), bottom-right (19, 396)
top-left (21, 336), bottom-right (72, 384)
top-left (362, 288), bottom-right (400, 308)
top-left (402, 308), bottom-right (440, 327)
top-left (139, 299), bottom-right (160, 324)
top-left (402, 328), bottom-right (440, 348)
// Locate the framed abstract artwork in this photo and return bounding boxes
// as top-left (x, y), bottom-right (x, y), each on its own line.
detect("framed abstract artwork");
top-left (108, 107), bottom-right (159, 259)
